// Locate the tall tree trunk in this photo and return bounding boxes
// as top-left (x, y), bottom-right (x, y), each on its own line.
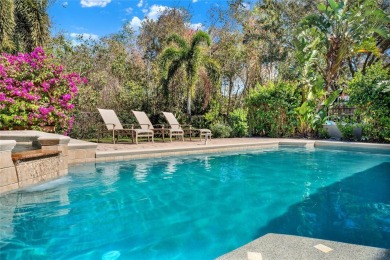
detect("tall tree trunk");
top-left (226, 77), bottom-right (234, 119)
top-left (187, 87), bottom-right (191, 120)
top-left (325, 36), bottom-right (341, 92)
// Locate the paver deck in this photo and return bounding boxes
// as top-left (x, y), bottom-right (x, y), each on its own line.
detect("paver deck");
top-left (217, 233), bottom-right (390, 260)
top-left (95, 137), bottom-right (279, 151)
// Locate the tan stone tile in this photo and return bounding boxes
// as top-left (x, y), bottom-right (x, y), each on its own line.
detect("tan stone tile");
top-left (68, 150), bottom-right (76, 160)
top-left (314, 244), bottom-right (333, 253)
top-left (0, 151), bottom-right (14, 168)
top-left (247, 252), bottom-right (262, 260)
top-left (0, 183), bottom-right (19, 194)
top-left (74, 150), bottom-right (87, 159)
top-left (0, 167), bottom-right (18, 185)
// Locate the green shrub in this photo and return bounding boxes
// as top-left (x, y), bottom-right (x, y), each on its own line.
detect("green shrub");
top-left (245, 82), bottom-right (300, 137)
top-left (204, 100), bottom-right (222, 125)
top-left (210, 122), bottom-right (232, 138)
top-left (228, 108), bottom-right (248, 137)
top-left (348, 63), bottom-right (390, 142)
top-left (338, 124), bottom-right (354, 141)
top-left (317, 127), bottom-right (329, 139)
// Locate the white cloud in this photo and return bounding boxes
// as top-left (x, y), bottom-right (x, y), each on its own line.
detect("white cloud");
top-left (242, 2), bottom-right (250, 10)
top-left (129, 5), bottom-right (174, 32)
top-left (192, 0), bottom-right (198, 3)
top-left (125, 7), bottom-right (133, 14)
top-left (146, 5), bottom-right (169, 20)
top-left (189, 23), bottom-right (203, 30)
top-left (130, 17), bottom-right (142, 30)
top-left (137, 0), bottom-right (143, 7)
top-left (70, 33), bottom-right (99, 41)
top-left (80, 0), bottom-right (111, 8)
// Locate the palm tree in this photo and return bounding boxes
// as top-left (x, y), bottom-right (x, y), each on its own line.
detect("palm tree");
top-left (298, 0), bottom-right (389, 92)
top-left (0, 0), bottom-right (15, 52)
top-left (0, 0), bottom-right (50, 53)
top-left (159, 31), bottom-right (220, 118)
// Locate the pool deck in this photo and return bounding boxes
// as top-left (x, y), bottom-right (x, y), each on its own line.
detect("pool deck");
top-left (92, 137), bottom-right (389, 162)
top-left (94, 137), bottom-right (390, 153)
top-left (217, 233), bottom-right (390, 260)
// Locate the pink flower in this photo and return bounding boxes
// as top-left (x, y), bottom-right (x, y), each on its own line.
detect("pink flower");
top-left (39, 106), bottom-right (51, 115)
top-left (0, 93), bottom-right (6, 101)
top-left (61, 94), bottom-right (72, 101)
top-left (42, 82), bottom-right (50, 92)
top-left (0, 47), bottom-right (87, 134)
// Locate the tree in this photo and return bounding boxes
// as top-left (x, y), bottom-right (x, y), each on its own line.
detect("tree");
top-left (298, 0), bottom-right (389, 92)
top-left (0, 0), bottom-right (50, 53)
top-left (0, 0), bottom-right (15, 52)
top-left (159, 31), bottom-right (220, 118)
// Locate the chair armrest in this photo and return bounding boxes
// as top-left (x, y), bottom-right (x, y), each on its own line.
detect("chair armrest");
top-left (105, 123), bottom-right (117, 130)
top-left (138, 123), bottom-right (152, 129)
top-left (181, 124), bottom-right (192, 129)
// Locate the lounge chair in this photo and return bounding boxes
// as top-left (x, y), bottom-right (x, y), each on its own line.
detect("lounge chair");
top-left (131, 111), bottom-right (181, 142)
top-left (98, 108), bottom-right (154, 144)
top-left (162, 112), bottom-right (211, 141)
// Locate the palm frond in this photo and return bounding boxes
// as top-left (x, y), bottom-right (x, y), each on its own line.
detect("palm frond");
top-left (191, 30), bottom-right (211, 50)
top-left (166, 34), bottom-right (188, 50)
top-left (159, 47), bottom-right (184, 79)
top-left (0, 0), bottom-right (15, 52)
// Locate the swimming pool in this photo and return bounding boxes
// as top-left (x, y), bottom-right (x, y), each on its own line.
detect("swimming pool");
top-left (0, 147), bottom-right (389, 259)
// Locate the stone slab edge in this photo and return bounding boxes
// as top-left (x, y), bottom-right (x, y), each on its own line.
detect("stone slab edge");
top-left (315, 140), bottom-right (390, 150)
top-left (217, 233), bottom-right (389, 260)
top-left (95, 141), bottom-right (280, 158)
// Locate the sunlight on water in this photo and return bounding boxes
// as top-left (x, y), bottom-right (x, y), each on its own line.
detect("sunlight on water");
top-left (24, 176), bottom-right (72, 192)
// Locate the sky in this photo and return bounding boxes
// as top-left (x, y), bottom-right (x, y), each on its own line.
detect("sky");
top-left (48, 0), bottom-right (238, 42)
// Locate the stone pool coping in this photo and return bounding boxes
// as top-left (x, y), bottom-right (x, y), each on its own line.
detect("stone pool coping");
top-left (217, 233), bottom-right (390, 260)
top-left (93, 138), bottom-right (389, 163)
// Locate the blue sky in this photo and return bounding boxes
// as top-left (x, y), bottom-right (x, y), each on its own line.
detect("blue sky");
top-left (48, 0), bottom-right (240, 41)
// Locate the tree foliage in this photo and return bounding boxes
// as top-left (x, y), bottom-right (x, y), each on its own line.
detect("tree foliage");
top-left (159, 31), bottom-right (220, 117)
top-left (297, 0), bottom-right (389, 92)
top-left (0, 0), bottom-right (51, 53)
top-left (1, 1), bottom-right (388, 142)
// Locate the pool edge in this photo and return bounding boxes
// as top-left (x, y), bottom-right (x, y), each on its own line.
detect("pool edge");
top-left (216, 233), bottom-right (390, 260)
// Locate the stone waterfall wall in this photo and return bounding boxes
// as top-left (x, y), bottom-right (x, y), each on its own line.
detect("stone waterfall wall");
top-left (0, 141), bottom-right (18, 193)
top-left (0, 135), bottom-right (71, 194)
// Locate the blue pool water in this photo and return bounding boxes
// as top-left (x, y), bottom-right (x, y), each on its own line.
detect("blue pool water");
top-left (0, 147), bottom-right (389, 259)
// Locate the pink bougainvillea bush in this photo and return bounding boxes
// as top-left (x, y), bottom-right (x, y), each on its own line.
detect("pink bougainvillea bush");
top-left (0, 47), bottom-right (87, 135)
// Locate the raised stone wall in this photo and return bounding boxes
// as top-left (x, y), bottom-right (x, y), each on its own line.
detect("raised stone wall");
top-left (0, 132), bottom-right (79, 194)
top-left (0, 141), bottom-right (18, 194)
